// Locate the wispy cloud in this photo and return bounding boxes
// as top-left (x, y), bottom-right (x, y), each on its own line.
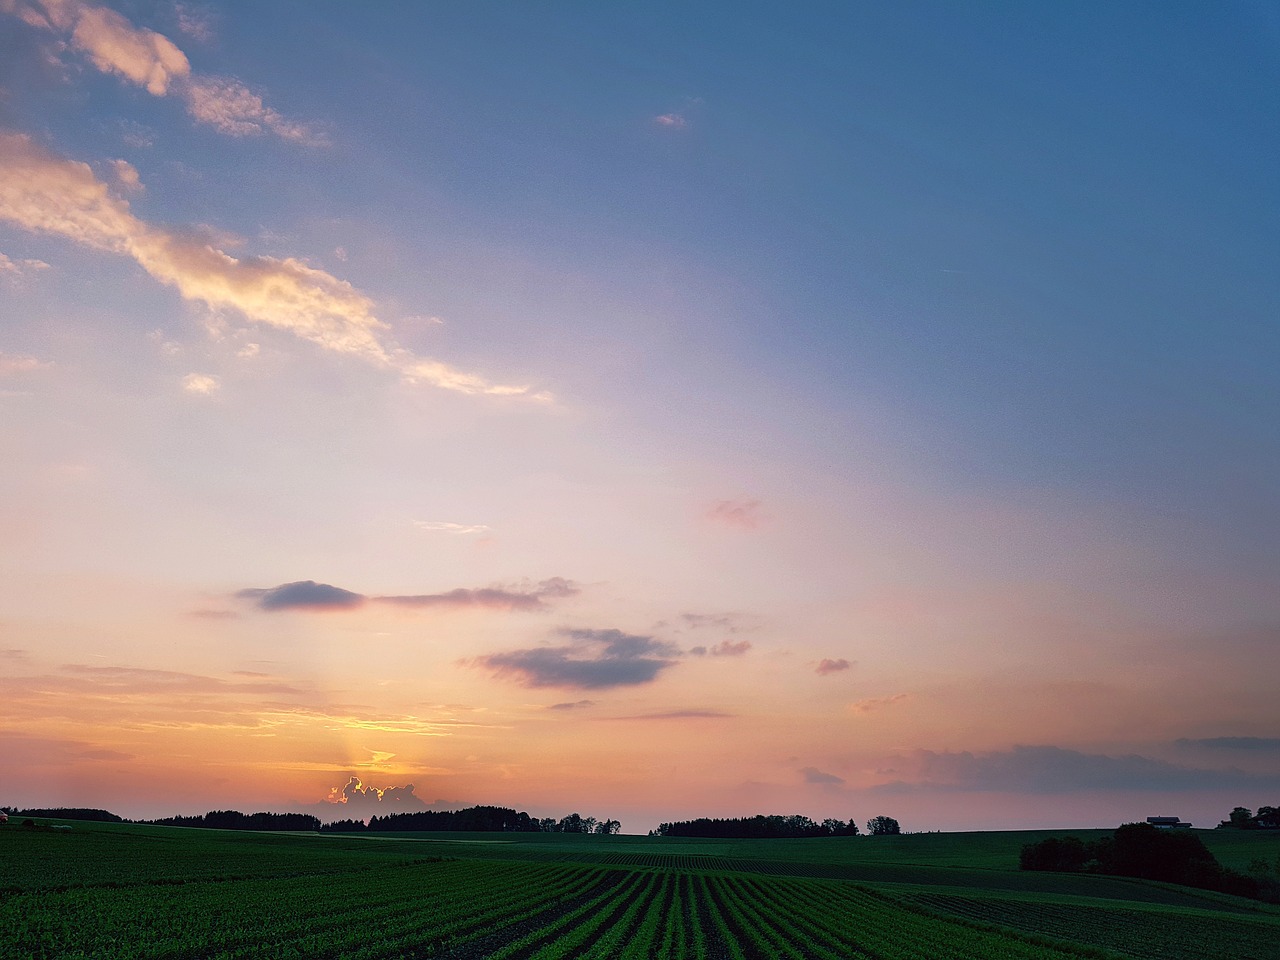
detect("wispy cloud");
top-left (237, 578), bottom-right (579, 613)
top-left (3, 0), bottom-right (321, 143)
top-left (475, 628), bottom-right (680, 690)
top-left (801, 766), bottom-right (845, 786)
top-left (377, 578), bottom-right (579, 612)
top-left (707, 498), bottom-right (763, 529)
top-left (688, 639), bottom-right (751, 657)
top-left (0, 350), bottom-right (52, 374)
top-left (547, 699), bottom-right (595, 711)
top-left (654, 113), bottom-right (688, 129)
top-left (850, 692), bottom-right (909, 713)
top-left (0, 252), bottom-right (50, 280)
top-left (815, 658), bottom-right (851, 676)
top-left (414, 520), bottom-right (492, 536)
top-left (0, 133), bottom-right (545, 399)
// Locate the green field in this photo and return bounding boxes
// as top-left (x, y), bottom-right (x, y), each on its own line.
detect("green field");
top-left (4, 820), bottom-right (1279, 959)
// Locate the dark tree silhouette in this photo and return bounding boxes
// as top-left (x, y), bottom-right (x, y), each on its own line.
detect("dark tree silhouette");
top-left (866, 816), bottom-right (901, 835)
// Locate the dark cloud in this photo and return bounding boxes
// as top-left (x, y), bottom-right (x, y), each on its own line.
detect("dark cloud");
top-left (547, 699), bottom-right (596, 710)
top-left (802, 767), bottom-right (846, 786)
top-left (871, 745), bottom-right (1280, 794)
top-left (375, 578), bottom-right (579, 612)
top-left (690, 639), bottom-right (752, 657)
top-left (238, 580), bottom-right (366, 611)
top-left (710, 639), bottom-right (751, 656)
top-left (1176, 737), bottom-right (1280, 751)
top-left (475, 628), bottom-right (679, 690)
top-left (238, 577), bottom-right (578, 613)
top-left (321, 777), bottom-right (426, 818)
top-left (816, 658), bottom-right (851, 675)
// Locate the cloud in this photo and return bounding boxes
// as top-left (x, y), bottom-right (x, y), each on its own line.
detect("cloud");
top-left (322, 776), bottom-right (426, 817)
top-left (376, 578), bottom-right (578, 612)
top-left (0, 648), bottom-right (29, 660)
top-left (815, 658), bottom-right (851, 676)
top-left (182, 372), bottom-right (219, 394)
top-left (3, 0), bottom-right (319, 142)
top-left (238, 580), bottom-right (366, 612)
top-left (237, 577), bottom-right (579, 613)
top-left (1176, 737), bottom-right (1280, 752)
top-left (871, 744), bottom-right (1280, 794)
top-left (688, 639), bottom-right (751, 657)
top-left (184, 74), bottom-right (321, 143)
top-left (109, 158), bottom-right (142, 192)
top-left (0, 253), bottom-right (50, 280)
top-left (802, 766), bottom-right (846, 786)
top-left (850, 693), bottom-right (909, 713)
top-left (0, 351), bottom-right (51, 374)
top-left (547, 699), bottom-right (595, 711)
top-left (680, 613), bottom-right (755, 633)
top-left (0, 132), bottom-right (544, 399)
top-left (707, 498), bottom-right (763, 529)
top-left (414, 520), bottom-right (492, 536)
top-left (475, 628), bottom-right (680, 690)
top-left (654, 113), bottom-right (688, 128)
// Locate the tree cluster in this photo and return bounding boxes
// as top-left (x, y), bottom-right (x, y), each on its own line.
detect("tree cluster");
top-left (1020, 822), bottom-right (1278, 902)
top-left (865, 816), bottom-right (902, 836)
top-left (142, 810), bottom-right (321, 832)
top-left (1219, 806), bottom-right (1280, 830)
top-left (323, 806), bottom-right (621, 835)
top-left (13, 807), bottom-right (123, 823)
top-left (654, 815), bottom-right (862, 839)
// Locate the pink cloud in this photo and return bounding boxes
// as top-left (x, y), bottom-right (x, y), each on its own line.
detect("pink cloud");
top-left (815, 658), bottom-right (851, 676)
top-left (654, 113), bottom-right (688, 128)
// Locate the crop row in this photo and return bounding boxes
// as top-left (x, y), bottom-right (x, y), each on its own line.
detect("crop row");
top-left (1, 857), bottom-right (1112, 960)
top-left (903, 891), bottom-right (1280, 960)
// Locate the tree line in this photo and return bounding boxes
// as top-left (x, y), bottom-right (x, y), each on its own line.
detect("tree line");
top-left (322, 807), bottom-right (621, 835)
top-left (1219, 805), bottom-right (1280, 829)
top-left (1021, 822), bottom-right (1279, 903)
top-left (143, 810), bottom-right (323, 832)
top-left (653, 815), bottom-right (901, 838)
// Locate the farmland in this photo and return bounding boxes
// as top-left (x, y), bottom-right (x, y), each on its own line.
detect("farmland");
top-left (4, 820), bottom-right (1279, 959)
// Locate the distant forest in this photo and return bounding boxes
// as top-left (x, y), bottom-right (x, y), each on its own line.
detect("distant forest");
top-left (324, 807), bottom-right (621, 834)
top-left (654, 815), bottom-right (871, 839)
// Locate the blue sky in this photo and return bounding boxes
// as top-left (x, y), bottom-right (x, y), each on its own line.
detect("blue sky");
top-left (1, 1), bottom-right (1277, 830)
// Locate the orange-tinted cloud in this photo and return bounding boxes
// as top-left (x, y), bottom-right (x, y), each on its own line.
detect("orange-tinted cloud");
top-left (3, 0), bottom-right (319, 142)
top-left (0, 133), bottom-right (544, 398)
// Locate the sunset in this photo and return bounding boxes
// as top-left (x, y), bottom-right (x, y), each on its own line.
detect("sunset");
top-left (2, 0), bottom-right (1277, 849)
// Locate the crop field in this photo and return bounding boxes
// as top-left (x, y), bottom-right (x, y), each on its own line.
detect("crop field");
top-left (4, 820), bottom-right (1280, 959)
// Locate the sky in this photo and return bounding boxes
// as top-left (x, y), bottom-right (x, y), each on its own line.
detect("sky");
top-left (1, 1), bottom-right (1277, 834)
